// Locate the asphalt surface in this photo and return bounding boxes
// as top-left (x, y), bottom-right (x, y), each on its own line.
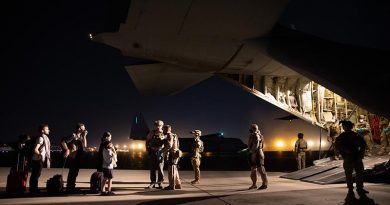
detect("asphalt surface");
top-left (0, 168), bottom-right (388, 205)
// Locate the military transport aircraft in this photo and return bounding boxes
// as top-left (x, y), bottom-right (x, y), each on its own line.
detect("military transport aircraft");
top-left (91, 0), bottom-right (389, 151)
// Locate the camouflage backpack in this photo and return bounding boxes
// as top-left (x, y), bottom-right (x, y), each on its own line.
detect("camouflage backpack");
top-left (198, 140), bottom-right (204, 153)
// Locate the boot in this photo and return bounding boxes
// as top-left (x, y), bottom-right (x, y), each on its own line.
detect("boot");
top-left (163, 186), bottom-right (174, 190)
top-left (258, 184), bottom-right (268, 190)
top-left (175, 184), bottom-right (182, 189)
top-left (155, 183), bottom-right (163, 189)
top-left (191, 180), bottom-right (199, 184)
top-left (145, 183), bottom-right (154, 189)
top-left (248, 184), bottom-right (257, 190)
top-left (345, 190), bottom-right (356, 202)
top-left (357, 188), bottom-right (369, 196)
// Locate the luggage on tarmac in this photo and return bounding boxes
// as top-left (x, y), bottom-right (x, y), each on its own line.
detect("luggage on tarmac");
top-left (6, 153), bottom-right (28, 194)
top-left (46, 157), bottom-right (66, 195)
top-left (90, 171), bottom-right (104, 193)
top-left (46, 174), bottom-right (64, 194)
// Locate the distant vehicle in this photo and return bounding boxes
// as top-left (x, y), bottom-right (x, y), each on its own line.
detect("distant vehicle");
top-left (0, 145), bottom-right (14, 152)
top-left (179, 133), bottom-right (247, 154)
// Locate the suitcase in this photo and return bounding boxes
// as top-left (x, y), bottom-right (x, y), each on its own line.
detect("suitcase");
top-left (6, 153), bottom-right (28, 194)
top-left (90, 171), bottom-right (104, 193)
top-left (46, 158), bottom-right (66, 195)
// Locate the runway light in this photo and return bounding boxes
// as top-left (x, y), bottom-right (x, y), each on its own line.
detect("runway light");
top-left (137, 143), bottom-right (143, 149)
top-left (276, 140), bottom-right (285, 148)
top-left (307, 141), bottom-right (314, 147)
top-left (131, 144), bottom-right (136, 149)
top-left (204, 152), bottom-right (213, 157)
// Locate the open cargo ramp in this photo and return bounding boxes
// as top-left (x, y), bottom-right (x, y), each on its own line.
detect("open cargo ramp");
top-left (281, 156), bottom-right (390, 184)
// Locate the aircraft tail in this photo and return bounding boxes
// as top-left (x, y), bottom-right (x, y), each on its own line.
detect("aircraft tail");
top-left (130, 113), bottom-right (150, 140)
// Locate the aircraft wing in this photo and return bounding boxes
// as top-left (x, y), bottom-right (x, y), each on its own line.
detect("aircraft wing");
top-left (93, 0), bottom-right (390, 120)
top-left (126, 63), bottom-right (212, 96)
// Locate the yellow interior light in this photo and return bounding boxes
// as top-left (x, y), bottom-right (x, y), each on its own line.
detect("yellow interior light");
top-left (307, 141), bottom-right (314, 147)
top-left (276, 140), bottom-right (285, 148)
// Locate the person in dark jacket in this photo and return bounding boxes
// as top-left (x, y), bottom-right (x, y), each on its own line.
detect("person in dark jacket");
top-left (61, 123), bottom-right (88, 193)
top-left (335, 120), bottom-right (369, 201)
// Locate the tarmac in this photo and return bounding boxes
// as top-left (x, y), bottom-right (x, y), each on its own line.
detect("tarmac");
top-left (0, 167), bottom-right (389, 205)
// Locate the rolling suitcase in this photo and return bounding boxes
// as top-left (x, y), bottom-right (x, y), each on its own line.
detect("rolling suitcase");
top-left (6, 153), bottom-right (28, 194)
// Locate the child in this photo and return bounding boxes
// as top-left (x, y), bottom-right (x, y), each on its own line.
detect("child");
top-left (100, 132), bottom-right (117, 195)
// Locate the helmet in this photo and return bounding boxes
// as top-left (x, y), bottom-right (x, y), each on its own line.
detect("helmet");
top-left (250, 124), bottom-right (259, 132)
top-left (154, 120), bottom-right (164, 127)
top-left (190, 130), bottom-right (202, 136)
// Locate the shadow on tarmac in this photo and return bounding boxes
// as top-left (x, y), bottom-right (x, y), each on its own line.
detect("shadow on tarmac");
top-left (0, 188), bottom-right (91, 199)
top-left (136, 195), bottom-right (230, 205)
top-left (343, 193), bottom-right (378, 205)
top-left (0, 189), bottom-right (229, 205)
top-left (76, 181), bottom-right (151, 185)
top-left (0, 186), bottom-right (207, 199)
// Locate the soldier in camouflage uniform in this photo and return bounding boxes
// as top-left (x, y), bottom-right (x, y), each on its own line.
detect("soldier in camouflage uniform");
top-left (378, 122), bottom-right (390, 155)
top-left (294, 133), bottom-right (308, 170)
top-left (145, 120), bottom-right (165, 189)
top-left (248, 124), bottom-right (268, 190)
top-left (327, 120), bottom-right (342, 159)
top-left (162, 125), bottom-right (182, 190)
top-left (355, 115), bottom-right (373, 157)
top-left (190, 130), bottom-right (203, 184)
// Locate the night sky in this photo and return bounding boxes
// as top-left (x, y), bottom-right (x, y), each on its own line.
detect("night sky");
top-left (2, 1), bottom-right (330, 149)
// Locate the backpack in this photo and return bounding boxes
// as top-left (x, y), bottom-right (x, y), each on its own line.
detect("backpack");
top-left (259, 134), bottom-right (264, 149)
top-left (46, 174), bottom-right (64, 195)
top-left (198, 140), bottom-right (204, 153)
top-left (90, 171), bottom-right (104, 193)
top-left (174, 134), bottom-right (183, 158)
